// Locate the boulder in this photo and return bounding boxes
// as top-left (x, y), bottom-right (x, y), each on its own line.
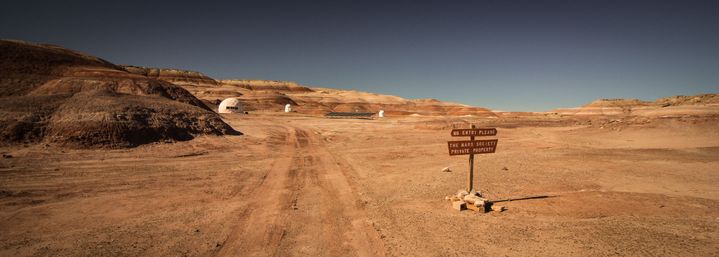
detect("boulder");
top-left (491, 205), bottom-right (506, 212)
top-left (452, 201), bottom-right (467, 211)
top-left (463, 194), bottom-right (487, 205)
top-left (474, 201), bottom-right (488, 212)
top-left (456, 190), bottom-right (469, 199)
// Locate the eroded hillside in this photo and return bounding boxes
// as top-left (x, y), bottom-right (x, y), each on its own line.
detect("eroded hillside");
top-left (0, 40), bottom-right (239, 148)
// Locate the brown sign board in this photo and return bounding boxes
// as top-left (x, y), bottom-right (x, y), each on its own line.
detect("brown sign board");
top-left (451, 128), bottom-right (497, 137)
top-left (447, 139), bottom-right (498, 156)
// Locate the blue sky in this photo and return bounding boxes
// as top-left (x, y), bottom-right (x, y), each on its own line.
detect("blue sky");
top-left (2, 0), bottom-right (717, 111)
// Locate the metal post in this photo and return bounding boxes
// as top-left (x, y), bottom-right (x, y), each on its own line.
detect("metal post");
top-left (468, 124), bottom-right (475, 192)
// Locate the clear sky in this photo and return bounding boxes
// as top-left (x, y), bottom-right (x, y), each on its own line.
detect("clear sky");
top-left (1, 0), bottom-right (718, 111)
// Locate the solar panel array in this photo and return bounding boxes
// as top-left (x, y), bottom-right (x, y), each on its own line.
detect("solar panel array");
top-left (325, 112), bottom-right (375, 119)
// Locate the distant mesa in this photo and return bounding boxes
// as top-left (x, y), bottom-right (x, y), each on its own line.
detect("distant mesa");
top-left (0, 38), bottom-right (498, 150)
top-left (122, 65), bottom-right (219, 87)
top-left (187, 81), bottom-right (496, 117)
top-left (0, 39), bottom-right (240, 148)
top-left (655, 94), bottom-right (719, 107)
top-left (57, 51), bottom-right (496, 117)
top-left (411, 98), bottom-right (443, 103)
top-left (219, 79), bottom-right (314, 92)
top-left (583, 98), bottom-right (651, 108)
top-left (130, 68), bottom-right (496, 116)
top-left (554, 94), bottom-right (719, 116)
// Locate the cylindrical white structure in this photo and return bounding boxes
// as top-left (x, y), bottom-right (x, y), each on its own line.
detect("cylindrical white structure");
top-left (285, 104), bottom-right (292, 113)
top-left (218, 98), bottom-right (243, 114)
top-left (379, 110), bottom-right (384, 118)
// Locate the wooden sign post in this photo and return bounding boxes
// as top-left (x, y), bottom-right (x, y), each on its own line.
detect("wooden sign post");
top-left (448, 125), bottom-right (498, 193)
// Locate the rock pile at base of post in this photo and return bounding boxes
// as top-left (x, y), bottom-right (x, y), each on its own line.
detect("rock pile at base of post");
top-left (445, 189), bottom-right (502, 213)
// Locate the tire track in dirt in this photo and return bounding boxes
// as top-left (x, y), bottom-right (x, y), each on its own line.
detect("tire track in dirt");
top-left (215, 123), bottom-right (384, 257)
top-left (214, 125), bottom-right (297, 257)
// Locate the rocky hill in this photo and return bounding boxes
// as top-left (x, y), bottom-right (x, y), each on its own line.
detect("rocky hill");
top-left (656, 94), bottom-right (719, 106)
top-left (219, 79), bottom-right (314, 92)
top-left (118, 64), bottom-right (494, 116)
top-left (162, 76), bottom-right (495, 116)
top-left (554, 94), bottom-right (719, 116)
top-left (122, 65), bottom-right (219, 87)
top-left (0, 40), bottom-right (239, 148)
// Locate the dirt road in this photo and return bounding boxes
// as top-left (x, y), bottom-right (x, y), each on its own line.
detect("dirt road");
top-left (215, 122), bottom-right (384, 257)
top-left (1, 113), bottom-right (718, 256)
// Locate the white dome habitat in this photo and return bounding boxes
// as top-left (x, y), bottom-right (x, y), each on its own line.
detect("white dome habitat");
top-left (218, 98), bottom-right (243, 114)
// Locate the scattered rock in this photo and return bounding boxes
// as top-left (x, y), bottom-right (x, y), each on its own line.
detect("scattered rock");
top-left (452, 201), bottom-right (467, 211)
top-left (456, 190), bottom-right (469, 199)
top-left (502, 167), bottom-right (509, 171)
top-left (463, 194), bottom-right (488, 206)
top-left (491, 205), bottom-right (506, 212)
top-left (441, 167), bottom-right (452, 172)
top-left (462, 198), bottom-right (489, 213)
top-left (2, 154), bottom-right (12, 158)
top-left (462, 194), bottom-right (477, 203)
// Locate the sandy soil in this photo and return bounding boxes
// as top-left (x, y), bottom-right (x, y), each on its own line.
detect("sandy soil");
top-left (1, 113), bottom-right (718, 256)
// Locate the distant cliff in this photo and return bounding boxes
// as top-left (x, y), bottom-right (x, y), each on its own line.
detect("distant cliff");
top-left (553, 94), bottom-right (719, 116)
top-left (186, 80), bottom-right (496, 116)
top-left (122, 65), bottom-right (219, 87)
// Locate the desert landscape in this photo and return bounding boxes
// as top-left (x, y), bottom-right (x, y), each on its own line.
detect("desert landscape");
top-left (0, 39), bottom-right (718, 256)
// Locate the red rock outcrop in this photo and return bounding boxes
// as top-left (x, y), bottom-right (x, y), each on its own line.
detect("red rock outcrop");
top-left (219, 79), bottom-right (314, 92)
top-left (123, 65), bottom-right (219, 87)
top-left (190, 82), bottom-right (496, 117)
top-left (0, 40), bottom-right (239, 147)
top-left (554, 94), bottom-right (719, 117)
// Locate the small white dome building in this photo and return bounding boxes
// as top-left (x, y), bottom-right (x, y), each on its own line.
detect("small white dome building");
top-left (284, 104), bottom-right (292, 113)
top-left (378, 110), bottom-right (385, 118)
top-left (218, 98), bottom-right (243, 114)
